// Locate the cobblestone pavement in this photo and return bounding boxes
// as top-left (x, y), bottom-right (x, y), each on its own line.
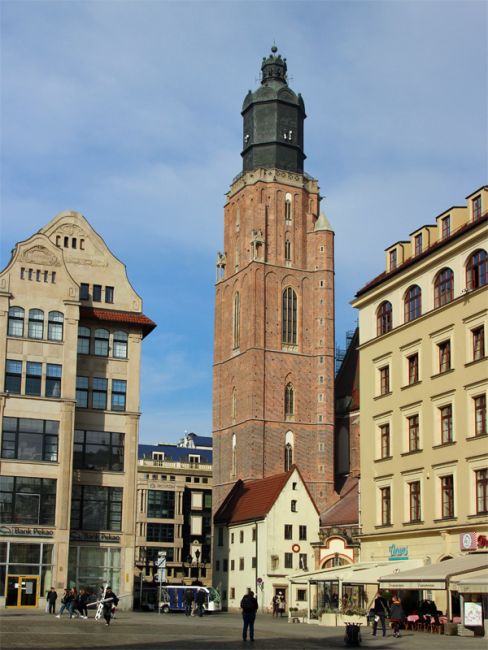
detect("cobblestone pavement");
top-left (0, 611), bottom-right (484, 650)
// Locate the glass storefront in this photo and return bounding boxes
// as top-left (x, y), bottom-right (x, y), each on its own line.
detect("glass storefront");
top-left (68, 546), bottom-right (120, 594)
top-left (0, 542), bottom-right (53, 605)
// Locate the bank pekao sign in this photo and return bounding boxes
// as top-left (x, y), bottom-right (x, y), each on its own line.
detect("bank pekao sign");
top-left (0, 525), bottom-right (54, 538)
top-left (388, 544), bottom-right (409, 561)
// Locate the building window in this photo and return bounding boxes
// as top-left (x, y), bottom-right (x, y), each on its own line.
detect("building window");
top-left (379, 366), bottom-right (390, 395)
top-left (77, 326), bottom-right (91, 354)
top-left (7, 306), bottom-right (24, 337)
top-left (376, 301), bottom-right (392, 336)
top-left (80, 283), bottom-right (89, 300)
top-left (28, 309), bottom-right (44, 339)
top-left (285, 195), bottom-right (292, 221)
top-left (476, 469), bottom-right (488, 514)
top-left (239, 530), bottom-right (244, 543)
top-left (434, 268), bottom-right (454, 307)
top-left (111, 379), bottom-right (127, 411)
top-left (92, 377), bottom-right (108, 410)
top-left (472, 195), bottom-right (482, 221)
top-left (71, 485), bottom-right (122, 531)
top-left (299, 553), bottom-right (308, 570)
top-left (252, 527), bottom-right (256, 541)
top-left (5, 359), bottom-right (22, 394)
top-left (472, 326), bottom-right (485, 361)
top-left (408, 415), bottom-right (420, 452)
top-left (299, 525), bottom-right (307, 540)
top-left (217, 527), bottom-right (224, 547)
top-left (105, 286), bottom-right (114, 303)
top-left (93, 284), bottom-right (102, 302)
top-left (231, 433), bottom-right (237, 477)
top-left (414, 233), bottom-right (423, 256)
top-left (297, 588), bottom-right (307, 601)
top-left (441, 475), bottom-right (454, 518)
top-left (230, 559), bottom-right (235, 571)
top-left (466, 249), bottom-right (487, 290)
top-left (0, 476), bottom-right (56, 525)
top-left (440, 405), bottom-right (453, 444)
top-left (282, 287), bottom-right (297, 346)
top-left (380, 486), bottom-right (391, 525)
top-left (230, 587), bottom-right (235, 598)
top-left (284, 443), bottom-right (293, 472)
top-left (74, 430), bottom-right (124, 471)
top-left (380, 424), bottom-right (390, 458)
top-left (76, 376), bottom-right (89, 408)
top-left (233, 292), bottom-right (240, 350)
top-left (442, 215), bottom-right (451, 239)
top-left (284, 552), bottom-right (293, 569)
top-left (409, 481), bottom-right (421, 522)
top-left (291, 500), bottom-right (297, 512)
top-left (94, 329), bottom-right (109, 356)
top-left (389, 249), bottom-right (397, 271)
top-left (25, 361), bottom-right (42, 396)
top-left (147, 490), bottom-right (175, 518)
top-left (231, 388), bottom-right (237, 423)
top-left (285, 239), bottom-right (291, 261)
top-left (407, 353), bottom-right (419, 385)
top-left (474, 395), bottom-right (486, 436)
top-left (404, 285), bottom-right (422, 322)
top-left (1, 417), bottom-right (58, 462)
top-left (285, 383), bottom-right (294, 418)
top-left (284, 524), bottom-right (292, 540)
top-left (48, 311), bottom-right (64, 341)
top-left (251, 557), bottom-right (256, 569)
top-left (438, 340), bottom-right (451, 373)
top-left (113, 331), bottom-right (128, 358)
top-left (45, 364), bottom-right (62, 398)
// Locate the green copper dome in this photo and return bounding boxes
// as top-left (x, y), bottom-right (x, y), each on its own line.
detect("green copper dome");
top-left (241, 46), bottom-right (306, 174)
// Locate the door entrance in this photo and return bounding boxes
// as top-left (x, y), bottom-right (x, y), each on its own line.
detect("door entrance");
top-left (6, 575), bottom-right (39, 608)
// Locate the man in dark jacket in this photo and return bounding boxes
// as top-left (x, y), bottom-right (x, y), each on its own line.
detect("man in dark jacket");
top-left (372, 591), bottom-right (390, 637)
top-left (195, 589), bottom-right (206, 617)
top-left (46, 587), bottom-right (57, 614)
top-left (102, 587), bottom-right (119, 626)
top-left (240, 588), bottom-right (258, 642)
top-left (184, 588), bottom-right (194, 616)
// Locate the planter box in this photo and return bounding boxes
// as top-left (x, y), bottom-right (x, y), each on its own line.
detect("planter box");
top-left (320, 613), bottom-right (338, 626)
top-left (337, 614), bottom-right (366, 626)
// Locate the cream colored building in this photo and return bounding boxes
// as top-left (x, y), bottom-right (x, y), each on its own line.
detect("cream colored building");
top-left (0, 210), bottom-right (155, 609)
top-left (351, 187), bottom-right (488, 605)
top-left (213, 466), bottom-right (320, 613)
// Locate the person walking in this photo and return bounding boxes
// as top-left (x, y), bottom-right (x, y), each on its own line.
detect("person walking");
top-left (56, 589), bottom-right (72, 618)
top-left (271, 594), bottom-right (279, 617)
top-left (46, 587), bottom-right (57, 614)
top-left (102, 586), bottom-right (119, 626)
top-left (195, 588), bottom-right (206, 617)
top-left (77, 588), bottom-right (89, 618)
top-left (69, 588), bottom-right (80, 618)
top-left (372, 590), bottom-right (390, 637)
top-left (389, 595), bottom-right (405, 638)
top-left (240, 587), bottom-right (258, 642)
top-left (184, 587), bottom-right (194, 616)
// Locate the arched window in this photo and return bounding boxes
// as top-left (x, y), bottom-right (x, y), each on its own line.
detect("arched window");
top-left (8, 307), bottom-right (24, 337)
top-left (231, 388), bottom-right (237, 423)
top-left (434, 268), bottom-right (454, 307)
top-left (285, 193), bottom-right (292, 221)
top-left (77, 326), bottom-right (91, 354)
top-left (466, 249), bottom-right (487, 290)
top-left (284, 443), bottom-right (293, 471)
top-left (233, 292), bottom-right (240, 349)
top-left (113, 331), bottom-right (128, 358)
top-left (28, 309), bottom-right (44, 339)
top-left (376, 301), bottom-right (392, 336)
top-left (231, 433), bottom-right (237, 477)
top-left (404, 285), bottom-right (422, 323)
top-left (285, 383), bottom-right (294, 419)
top-left (48, 311), bottom-right (64, 341)
top-left (285, 239), bottom-right (291, 261)
top-left (94, 328), bottom-right (109, 356)
top-left (282, 287), bottom-right (297, 346)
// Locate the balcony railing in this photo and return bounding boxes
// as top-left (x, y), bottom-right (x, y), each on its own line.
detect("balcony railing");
top-left (138, 459), bottom-right (212, 471)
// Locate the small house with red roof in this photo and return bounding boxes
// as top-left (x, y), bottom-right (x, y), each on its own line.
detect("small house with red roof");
top-left (213, 465), bottom-right (320, 612)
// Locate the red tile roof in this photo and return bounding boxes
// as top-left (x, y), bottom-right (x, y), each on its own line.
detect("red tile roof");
top-left (214, 467), bottom-right (296, 525)
top-left (320, 476), bottom-right (358, 526)
top-left (80, 307), bottom-right (156, 338)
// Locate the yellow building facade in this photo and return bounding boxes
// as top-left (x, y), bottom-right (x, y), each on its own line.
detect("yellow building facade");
top-left (0, 211), bottom-right (155, 609)
top-left (352, 187), bottom-right (488, 572)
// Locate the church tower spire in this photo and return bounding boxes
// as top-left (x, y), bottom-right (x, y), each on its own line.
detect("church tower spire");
top-left (241, 46), bottom-right (306, 173)
top-left (213, 47), bottom-right (335, 515)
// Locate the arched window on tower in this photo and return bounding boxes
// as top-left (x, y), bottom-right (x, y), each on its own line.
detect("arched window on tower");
top-left (285, 193), bottom-right (292, 222)
top-left (233, 292), bottom-right (240, 349)
top-left (284, 430), bottom-right (294, 472)
top-left (376, 301), bottom-right (392, 336)
top-left (282, 287), bottom-right (297, 346)
top-left (434, 268), bottom-right (454, 307)
top-left (466, 249), bottom-right (487, 290)
top-left (231, 433), bottom-right (237, 477)
top-left (231, 387), bottom-right (237, 423)
top-left (285, 383), bottom-right (294, 419)
top-left (285, 238), bottom-right (292, 262)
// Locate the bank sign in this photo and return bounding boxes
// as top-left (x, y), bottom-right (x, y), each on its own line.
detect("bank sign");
top-left (388, 544), bottom-right (409, 560)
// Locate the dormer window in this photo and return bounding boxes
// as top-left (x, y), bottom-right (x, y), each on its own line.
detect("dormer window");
top-left (414, 233), bottom-right (423, 256)
top-left (189, 454), bottom-right (200, 465)
top-left (442, 216), bottom-right (451, 239)
top-left (389, 249), bottom-right (397, 271)
top-left (473, 195), bottom-right (482, 221)
top-left (153, 452), bottom-right (165, 462)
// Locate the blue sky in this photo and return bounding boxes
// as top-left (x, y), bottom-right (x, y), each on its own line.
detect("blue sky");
top-left (1, 0), bottom-right (487, 443)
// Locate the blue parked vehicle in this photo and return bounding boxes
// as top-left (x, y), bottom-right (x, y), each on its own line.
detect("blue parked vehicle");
top-left (159, 586), bottom-right (221, 614)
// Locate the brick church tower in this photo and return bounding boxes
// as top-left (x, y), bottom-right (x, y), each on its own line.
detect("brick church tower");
top-left (213, 47), bottom-right (335, 512)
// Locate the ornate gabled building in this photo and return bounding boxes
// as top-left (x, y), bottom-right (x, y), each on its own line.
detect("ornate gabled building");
top-left (212, 47), bottom-right (336, 514)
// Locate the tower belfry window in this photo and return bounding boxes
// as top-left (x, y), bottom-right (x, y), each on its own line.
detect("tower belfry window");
top-left (233, 292), bottom-right (240, 349)
top-left (282, 287), bottom-right (297, 346)
top-left (285, 383), bottom-right (294, 419)
top-left (285, 194), bottom-right (292, 221)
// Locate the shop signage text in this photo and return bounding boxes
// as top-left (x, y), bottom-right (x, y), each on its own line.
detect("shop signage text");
top-left (388, 544), bottom-right (409, 560)
top-left (0, 525), bottom-right (54, 538)
top-left (70, 531), bottom-right (120, 543)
